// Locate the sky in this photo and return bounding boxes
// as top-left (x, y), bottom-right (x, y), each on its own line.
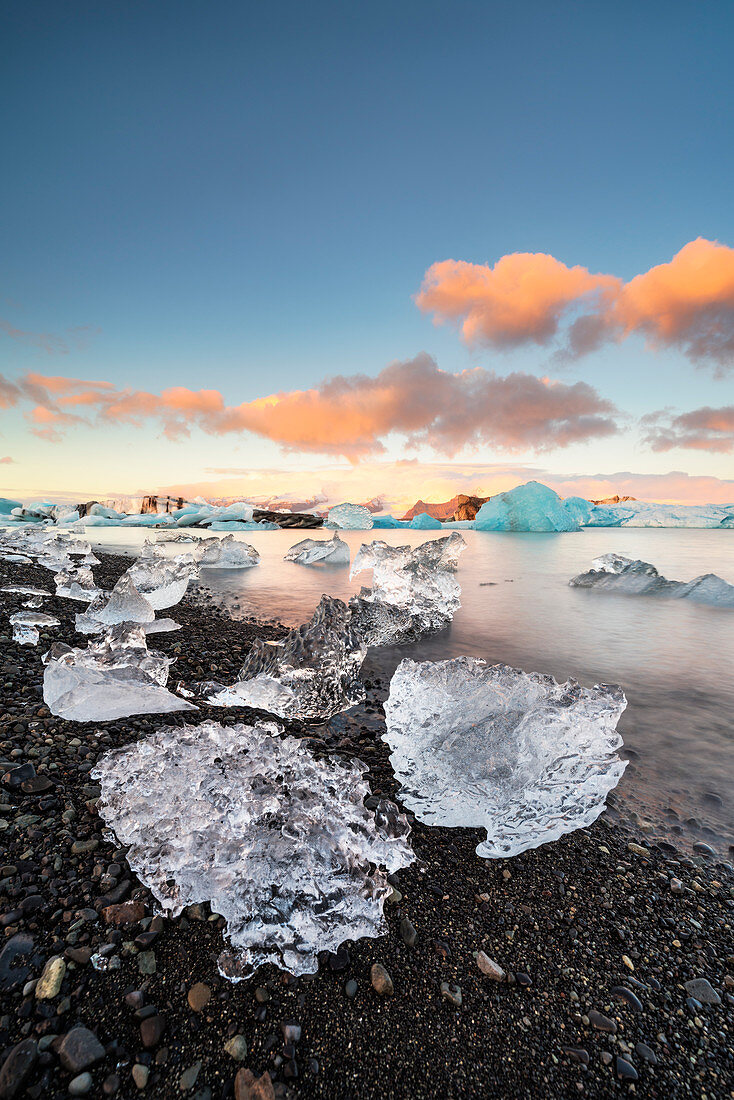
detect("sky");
top-left (2, 0), bottom-right (734, 512)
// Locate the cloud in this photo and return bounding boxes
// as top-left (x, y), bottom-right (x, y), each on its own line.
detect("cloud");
top-left (0, 321), bottom-right (100, 355)
top-left (0, 355), bottom-right (620, 460)
top-left (0, 456), bottom-right (14, 465)
top-left (642, 405), bottom-right (734, 454)
top-left (416, 238), bottom-right (734, 372)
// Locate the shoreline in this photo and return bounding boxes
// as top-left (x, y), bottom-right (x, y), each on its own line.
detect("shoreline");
top-left (0, 552), bottom-right (732, 1099)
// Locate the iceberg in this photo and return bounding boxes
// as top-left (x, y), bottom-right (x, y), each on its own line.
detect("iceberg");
top-left (198, 534), bottom-right (260, 569)
top-left (10, 611), bottom-right (60, 646)
top-left (326, 503), bottom-right (374, 530)
top-left (370, 514), bottom-right (407, 529)
top-left (383, 657), bottom-right (627, 858)
top-left (284, 532), bottom-right (350, 566)
top-left (349, 533), bottom-right (466, 644)
top-left (586, 501), bottom-right (734, 528)
top-left (206, 595), bottom-right (366, 719)
top-left (475, 482), bottom-right (581, 532)
top-left (74, 573), bottom-right (156, 633)
top-left (92, 719), bottom-right (414, 979)
top-left (570, 554), bottom-right (734, 605)
top-left (43, 624), bottom-right (196, 721)
top-left (408, 512), bottom-right (444, 530)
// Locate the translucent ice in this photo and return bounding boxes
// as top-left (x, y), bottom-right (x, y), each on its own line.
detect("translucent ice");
top-left (326, 503), bottom-right (374, 530)
top-left (349, 533), bottom-right (466, 644)
top-left (43, 624), bottom-right (196, 721)
top-left (474, 482), bottom-right (581, 532)
top-left (383, 657), bottom-right (627, 858)
top-left (284, 533), bottom-right (350, 566)
top-left (199, 535), bottom-right (260, 569)
top-left (74, 573), bottom-right (156, 633)
top-left (206, 595), bottom-right (366, 719)
top-left (1, 584), bottom-right (51, 597)
top-left (10, 611), bottom-right (60, 646)
top-left (92, 719), bottom-right (414, 979)
top-left (570, 555), bottom-right (734, 605)
top-left (125, 543), bottom-right (197, 609)
top-left (408, 512), bottom-right (443, 530)
top-left (54, 565), bottom-right (100, 602)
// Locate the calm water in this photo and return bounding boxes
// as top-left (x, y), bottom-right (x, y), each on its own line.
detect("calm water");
top-left (93, 526), bottom-right (734, 855)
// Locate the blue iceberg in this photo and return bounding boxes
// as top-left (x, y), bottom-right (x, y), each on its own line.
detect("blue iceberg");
top-left (408, 512), bottom-right (443, 530)
top-left (474, 482), bottom-right (581, 532)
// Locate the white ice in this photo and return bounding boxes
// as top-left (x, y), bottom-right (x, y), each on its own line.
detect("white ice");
top-left (198, 534), bottom-right (260, 569)
top-left (326, 503), bottom-right (374, 530)
top-left (92, 719), bottom-right (414, 979)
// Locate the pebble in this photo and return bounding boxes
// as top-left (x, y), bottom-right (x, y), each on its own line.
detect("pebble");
top-left (476, 951), bottom-right (505, 981)
top-left (440, 981), bottom-right (462, 1006)
top-left (610, 985), bottom-right (643, 1012)
top-left (131, 1064), bottom-right (149, 1090)
top-left (344, 979), bottom-right (358, 999)
top-left (57, 1028), bottom-right (105, 1074)
top-left (137, 951), bottom-right (156, 975)
top-left (684, 978), bottom-right (721, 1005)
top-left (400, 917), bottom-right (417, 947)
top-left (224, 1035), bottom-right (248, 1061)
top-left (615, 1056), bottom-right (638, 1080)
top-left (588, 1010), bottom-right (617, 1034)
top-left (179, 1062), bottom-right (202, 1091)
top-left (187, 982), bottom-right (211, 1012)
top-left (140, 1015), bottom-right (166, 1049)
top-left (35, 956), bottom-right (65, 999)
top-left (68, 1072), bottom-right (93, 1096)
top-left (234, 1068), bottom-right (275, 1100)
top-left (370, 963), bottom-right (394, 995)
top-left (0, 1038), bottom-right (37, 1099)
top-left (635, 1042), bottom-right (658, 1065)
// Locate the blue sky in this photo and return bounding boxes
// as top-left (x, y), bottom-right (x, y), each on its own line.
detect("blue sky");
top-left (1, 0), bottom-right (733, 506)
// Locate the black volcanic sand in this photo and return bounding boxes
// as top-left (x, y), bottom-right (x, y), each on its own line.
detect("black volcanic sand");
top-left (0, 552), bottom-right (732, 1100)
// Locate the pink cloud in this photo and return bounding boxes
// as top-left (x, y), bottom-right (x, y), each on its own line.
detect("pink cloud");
top-left (642, 405), bottom-right (734, 454)
top-left (416, 238), bottom-right (734, 371)
top-left (0, 356), bottom-right (620, 460)
top-left (0, 322), bottom-right (100, 355)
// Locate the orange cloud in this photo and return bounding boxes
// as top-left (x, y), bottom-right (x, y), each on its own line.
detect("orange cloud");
top-left (416, 254), bottom-right (619, 348)
top-left (0, 356), bottom-right (620, 459)
top-left (417, 238), bottom-right (734, 371)
top-left (643, 405), bottom-right (734, 453)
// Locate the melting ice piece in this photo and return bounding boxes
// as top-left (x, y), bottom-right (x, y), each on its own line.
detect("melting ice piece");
top-left (198, 534), bottom-right (260, 569)
top-left (474, 481), bottom-right (581, 532)
top-left (207, 595), bottom-right (366, 719)
top-left (10, 611), bottom-right (60, 646)
top-left (125, 544), bottom-right (197, 609)
top-left (54, 564), bottom-right (100, 602)
top-left (570, 555), bottom-right (734, 605)
top-left (92, 719), bottom-right (414, 979)
top-left (284, 532), bottom-right (350, 566)
top-left (43, 623), bottom-right (197, 721)
top-left (74, 574), bottom-right (156, 633)
top-left (1, 585), bottom-right (51, 596)
top-left (349, 532), bottom-right (466, 644)
top-left (326, 503), bottom-right (374, 530)
top-left (383, 657), bottom-right (627, 858)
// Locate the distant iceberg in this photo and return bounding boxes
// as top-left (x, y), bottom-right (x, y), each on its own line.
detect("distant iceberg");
top-left (326, 503), bottom-right (374, 530)
top-left (475, 481), bottom-right (581, 532)
top-left (570, 553), bottom-right (734, 605)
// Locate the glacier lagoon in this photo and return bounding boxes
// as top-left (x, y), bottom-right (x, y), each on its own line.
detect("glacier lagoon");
top-left (81, 523), bottom-right (734, 855)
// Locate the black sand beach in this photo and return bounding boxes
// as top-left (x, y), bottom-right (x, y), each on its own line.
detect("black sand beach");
top-left (1, 553), bottom-right (732, 1099)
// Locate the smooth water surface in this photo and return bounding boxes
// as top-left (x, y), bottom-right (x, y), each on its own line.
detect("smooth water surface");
top-left (91, 526), bottom-right (734, 854)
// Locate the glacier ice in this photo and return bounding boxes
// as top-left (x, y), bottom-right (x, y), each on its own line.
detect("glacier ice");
top-left (284, 533), bottom-right (350, 566)
top-left (349, 533), bottom-right (466, 645)
top-left (198, 535), bottom-right (260, 569)
top-left (92, 719), bottom-right (414, 979)
top-left (326, 503), bottom-right (374, 530)
top-left (383, 657), bottom-right (627, 858)
top-left (475, 482), bottom-right (581, 532)
top-left (570, 554), bottom-right (734, 605)
top-left (125, 542), bottom-right (197, 609)
top-left (1, 584), bottom-right (51, 597)
top-left (10, 611), bottom-right (60, 646)
top-left (54, 565), bottom-right (100, 602)
top-left (408, 512), bottom-right (443, 530)
top-left (586, 500), bottom-right (734, 528)
top-left (74, 574), bottom-right (156, 633)
top-left (206, 595), bottom-right (367, 719)
top-left (43, 623), bottom-right (196, 721)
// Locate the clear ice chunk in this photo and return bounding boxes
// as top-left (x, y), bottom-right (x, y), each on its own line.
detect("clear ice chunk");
top-left (348, 533), bottom-right (466, 644)
top-left (43, 623), bottom-right (197, 721)
top-left (1, 585), bottom-right (51, 596)
top-left (383, 657), bottom-right (627, 858)
top-left (125, 543), bottom-right (196, 609)
top-left (74, 573), bottom-right (156, 632)
top-left (326, 503), bottom-right (374, 530)
top-left (54, 565), bottom-right (100, 602)
top-left (206, 595), bottom-right (366, 719)
top-left (284, 533), bottom-right (350, 566)
top-left (198, 534), bottom-right (260, 569)
top-left (92, 719), bottom-right (414, 979)
top-left (570, 555), bottom-right (734, 605)
top-left (10, 611), bottom-right (60, 646)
